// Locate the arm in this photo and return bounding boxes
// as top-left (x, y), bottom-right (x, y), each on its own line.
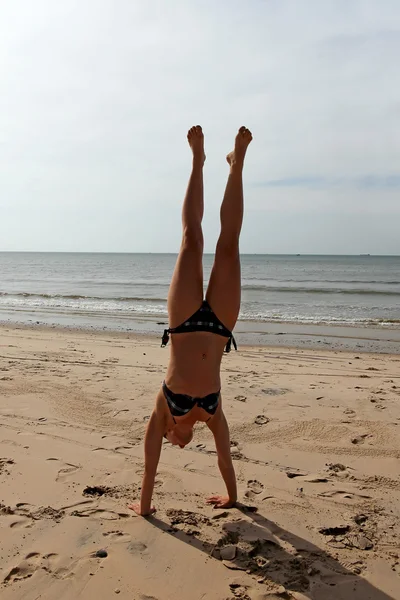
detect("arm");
top-left (207, 409), bottom-right (237, 508)
top-left (130, 408), bottom-right (165, 516)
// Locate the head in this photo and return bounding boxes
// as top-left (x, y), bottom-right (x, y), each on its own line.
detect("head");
top-left (165, 424), bottom-right (193, 448)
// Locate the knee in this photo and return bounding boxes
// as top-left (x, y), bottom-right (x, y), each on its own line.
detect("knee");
top-left (182, 227), bottom-right (203, 253)
top-left (216, 238), bottom-right (239, 259)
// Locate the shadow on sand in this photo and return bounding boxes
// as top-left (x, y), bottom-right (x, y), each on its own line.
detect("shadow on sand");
top-left (148, 504), bottom-right (395, 600)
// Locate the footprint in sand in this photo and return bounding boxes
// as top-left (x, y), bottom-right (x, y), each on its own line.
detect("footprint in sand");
top-left (41, 553), bottom-right (61, 572)
top-left (245, 483), bottom-right (264, 500)
top-left (56, 463), bottom-right (81, 483)
top-left (3, 552), bottom-right (61, 585)
top-left (303, 475), bottom-right (329, 483)
top-left (286, 470), bottom-right (308, 479)
top-left (15, 502), bottom-right (31, 510)
top-left (70, 507), bottom-right (130, 520)
top-left (262, 388), bottom-right (289, 396)
top-left (103, 530), bottom-right (131, 543)
top-left (195, 443), bottom-right (206, 451)
top-left (343, 408), bottom-right (356, 416)
top-left (351, 434), bottom-right (370, 445)
top-left (247, 480), bottom-right (264, 494)
top-left (127, 541), bottom-right (147, 554)
top-left (24, 552), bottom-right (41, 561)
top-left (9, 516), bottom-right (34, 529)
top-left (254, 415), bottom-right (270, 425)
top-left (326, 463), bottom-right (349, 475)
top-left (45, 554), bottom-right (75, 580)
top-left (3, 561), bottom-right (37, 584)
top-left (235, 395), bottom-right (247, 402)
top-left (230, 446), bottom-right (243, 459)
top-left (3, 503), bottom-right (64, 525)
top-left (0, 440), bottom-right (22, 448)
top-left (318, 490), bottom-right (371, 502)
top-left (230, 440), bottom-right (243, 457)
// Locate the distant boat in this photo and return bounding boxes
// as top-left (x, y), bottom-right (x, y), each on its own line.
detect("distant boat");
top-left (360, 254), bottom-right (371, 256)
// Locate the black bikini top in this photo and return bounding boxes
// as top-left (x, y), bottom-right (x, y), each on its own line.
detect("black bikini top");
top-left (161, 300), bottom-right (237, 353)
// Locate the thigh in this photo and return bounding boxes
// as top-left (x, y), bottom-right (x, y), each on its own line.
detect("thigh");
top-left (167, 245), bottom-right (203, 328)
top-left (205, 248), bottom-right (241, 331)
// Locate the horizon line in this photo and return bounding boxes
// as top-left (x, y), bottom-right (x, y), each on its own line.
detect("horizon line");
top-left (0, 251), bottom-right (399, 257)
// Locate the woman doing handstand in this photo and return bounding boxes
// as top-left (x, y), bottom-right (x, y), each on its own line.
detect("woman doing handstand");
top-left (129, 125), bottom-right (252, 516)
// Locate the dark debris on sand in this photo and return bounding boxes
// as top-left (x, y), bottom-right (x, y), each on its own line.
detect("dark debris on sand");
top-left (0, 458), bottom-right (15, 475)
top-left (83, 484), bottom-right (138, 499)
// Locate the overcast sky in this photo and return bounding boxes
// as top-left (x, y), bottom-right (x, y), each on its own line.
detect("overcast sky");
top-left (1, 0), bottom-right (399, 254)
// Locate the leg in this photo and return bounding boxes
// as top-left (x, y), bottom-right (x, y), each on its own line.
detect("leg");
top-left (167, 126), bottom-right (206, 328)
top-left (206, 127), bottom-right (252, 331)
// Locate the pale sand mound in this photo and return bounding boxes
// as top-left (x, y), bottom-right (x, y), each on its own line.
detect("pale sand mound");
top-left (0, 325), bottom-right (399, 599)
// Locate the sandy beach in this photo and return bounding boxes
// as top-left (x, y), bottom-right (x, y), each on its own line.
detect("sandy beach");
top-left (1, 324), bottom-right (399, 600)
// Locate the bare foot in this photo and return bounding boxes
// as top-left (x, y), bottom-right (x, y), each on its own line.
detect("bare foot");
top-left (128, 503), bottom-right (156, 517)
top-left (187, 125), bottom-right (206, 166)
top-left (226, 126), bottom-right (252, 170)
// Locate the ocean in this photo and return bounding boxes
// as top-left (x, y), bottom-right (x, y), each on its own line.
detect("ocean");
top-left (0, 253), bottom-right (399, 337)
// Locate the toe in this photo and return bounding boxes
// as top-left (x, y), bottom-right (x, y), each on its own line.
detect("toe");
top-left (244, 127), bottom-right (252, 140)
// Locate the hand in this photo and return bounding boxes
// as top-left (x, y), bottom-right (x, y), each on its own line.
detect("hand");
top-left (206, 495), bottom-right (236, 509)
top-left (128, 503), bottom-right (156, 517)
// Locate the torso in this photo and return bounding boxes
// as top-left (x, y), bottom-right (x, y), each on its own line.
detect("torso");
top-left (164, 331), bottom-right (227, 397)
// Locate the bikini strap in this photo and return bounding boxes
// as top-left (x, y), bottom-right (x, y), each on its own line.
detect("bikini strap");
top-left (224, 335), bottom-right (237, 353)
top-left (161, 329), bottom-right (170, 347)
